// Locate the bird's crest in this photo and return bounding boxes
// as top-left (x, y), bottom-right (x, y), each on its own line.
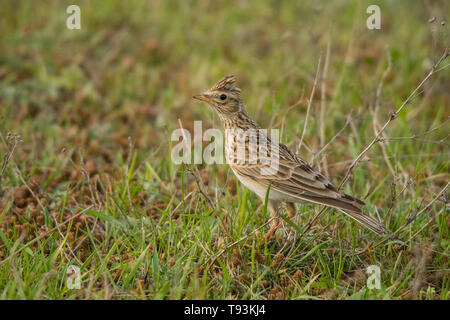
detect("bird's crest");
top-left (210, 75), bottom-right (241, 94)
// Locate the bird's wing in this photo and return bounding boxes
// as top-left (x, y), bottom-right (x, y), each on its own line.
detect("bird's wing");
top-left (229, 137), bottom-right (357, 202)
top-left (229, 138), bottom-right (387, 234)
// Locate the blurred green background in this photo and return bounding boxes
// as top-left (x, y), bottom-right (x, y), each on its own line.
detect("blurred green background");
top-left (0, 0), bottom-right (448, 299)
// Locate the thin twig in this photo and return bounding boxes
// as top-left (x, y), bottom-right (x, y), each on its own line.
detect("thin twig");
top-left (396, 181), bottom-right (449, 234)
top-left (0, 132), bottom-right (22, 193)
top-left (377, 118), bottom-right (449, 143)
top-left (371, 48), bottom-right (397, 178)
top-left (311, 114), bottom-right (351, 164)
top-left (355, 181), bottom-right (449, 254)
top-left (294, 49), bottom-right (448, 245)
top-left (407, 207), bottom-right (445, 242)
top-left (319, 39), bottom-right (331, 175)
top-left (297, 57), bottom-right (322, 153)
top-left (338, 49), bottom-right (449, 189)
top-left (177, 119), bottom-right (215, 209)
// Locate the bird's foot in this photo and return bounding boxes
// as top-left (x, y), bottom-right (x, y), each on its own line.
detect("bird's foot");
top-left (264, 222), bottom-right (283, 240)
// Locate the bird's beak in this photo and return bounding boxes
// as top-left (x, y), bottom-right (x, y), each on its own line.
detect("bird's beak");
top-left (193, 93), bottom-right (213, 103)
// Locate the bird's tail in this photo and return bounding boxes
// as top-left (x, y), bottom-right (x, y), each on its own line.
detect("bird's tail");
top-left (297, 193), bottom-right (388, 235)
top-left (337, 208), bottom-right (388, 235)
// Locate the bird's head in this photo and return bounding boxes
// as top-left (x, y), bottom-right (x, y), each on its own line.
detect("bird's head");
top-left (193, 75), bottom-right (242, 117)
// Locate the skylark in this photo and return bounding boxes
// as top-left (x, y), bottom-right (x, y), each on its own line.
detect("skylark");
top-left (193, 75), bottom-right (387, 237)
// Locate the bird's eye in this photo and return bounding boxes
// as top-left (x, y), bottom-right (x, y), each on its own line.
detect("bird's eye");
top-left (220, 94), bottom-right (227, 101)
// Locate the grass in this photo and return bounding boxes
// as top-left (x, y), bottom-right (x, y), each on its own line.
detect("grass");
top-left (0, 0), bottom-right (449, 300)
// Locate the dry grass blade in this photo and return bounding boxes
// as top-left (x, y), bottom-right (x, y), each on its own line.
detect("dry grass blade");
top-left (297, 57), bottom-right (322, 153)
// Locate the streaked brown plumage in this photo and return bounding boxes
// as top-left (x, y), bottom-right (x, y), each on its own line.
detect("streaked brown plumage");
top-left (193, 75), bottom-right (387, 235)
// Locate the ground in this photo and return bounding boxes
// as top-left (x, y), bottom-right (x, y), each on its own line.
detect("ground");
top-left (0, 0), bottom-right (448, 299)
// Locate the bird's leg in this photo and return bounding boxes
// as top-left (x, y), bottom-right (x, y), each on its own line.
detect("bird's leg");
top-left (264, 200), bottom-right (283, 239)
top-left (264, 202), bottom-right (297, 240)
top-left (286, 202), bottom-right (296, 218)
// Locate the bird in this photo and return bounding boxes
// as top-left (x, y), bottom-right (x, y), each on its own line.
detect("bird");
top-left (193, 75), bottom-right (388, 238)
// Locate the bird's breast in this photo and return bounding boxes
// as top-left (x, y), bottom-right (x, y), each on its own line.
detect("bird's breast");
top-left (229, 166), bottom-right (292, 202)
